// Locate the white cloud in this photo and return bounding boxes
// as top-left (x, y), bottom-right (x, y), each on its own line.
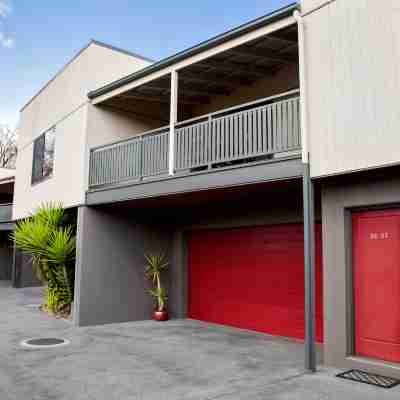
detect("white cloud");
top-left (0, 0), bottom-right (11, 18)
top-left (0, 32), bottom-right (13, 48)
top-left (0, 0), bottom-right (14, 49)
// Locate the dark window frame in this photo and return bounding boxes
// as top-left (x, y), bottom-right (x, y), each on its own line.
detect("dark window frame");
top-left (31, 127), bottom-right (56, 185)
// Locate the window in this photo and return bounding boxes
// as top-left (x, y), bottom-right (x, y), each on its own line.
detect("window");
top-left (32, 128), bottom-right (55, 184)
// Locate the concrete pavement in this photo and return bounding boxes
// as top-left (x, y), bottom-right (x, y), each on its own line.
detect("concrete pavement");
top-left (0, 281), bottom-right (399, 399)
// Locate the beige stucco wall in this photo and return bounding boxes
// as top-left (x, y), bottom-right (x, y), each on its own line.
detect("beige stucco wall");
top-left (13, 42), bottom-right (152, 219)
top-left (86, 105), bottom-right (162, 149)
top-left (303, 0), bottom-right (400, 177)
top-left (13, 105), bottom-right (88, 219)
top-left (301, 0), bottom-right (327, 13)
top-left (191, 64), bottom-right (299, 118)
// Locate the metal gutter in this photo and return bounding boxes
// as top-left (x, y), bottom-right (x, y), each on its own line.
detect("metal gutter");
top-left (88, 2), bottom-right (299, 100)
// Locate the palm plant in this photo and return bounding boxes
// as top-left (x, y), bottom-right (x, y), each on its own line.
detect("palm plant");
top-left (11, 202), bottom-right (76, 314)
top-left (144, 253), bottom-right (169, 311)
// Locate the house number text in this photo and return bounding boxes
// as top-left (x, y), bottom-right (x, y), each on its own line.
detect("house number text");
top-left (369, 232), bottom-right (389, 240)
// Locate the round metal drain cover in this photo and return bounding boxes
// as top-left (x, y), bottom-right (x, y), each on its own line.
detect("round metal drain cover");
top-left (20, 338), bottom-right (70, 349)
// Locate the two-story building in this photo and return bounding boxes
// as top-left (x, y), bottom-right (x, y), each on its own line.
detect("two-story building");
top-left (13, 0), bottom-right (400, 379)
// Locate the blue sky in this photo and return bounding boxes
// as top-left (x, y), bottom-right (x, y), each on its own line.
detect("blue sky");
top-left (0, 0), bottom-right (294, 129)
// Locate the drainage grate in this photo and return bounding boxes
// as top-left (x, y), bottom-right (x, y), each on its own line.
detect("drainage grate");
top-left (20, 338), bottom-right (70, 349)
top-left (337, 369), bottom-right (400, 389)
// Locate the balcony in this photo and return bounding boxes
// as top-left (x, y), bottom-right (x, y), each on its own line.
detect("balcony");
top-left (88, 90), bottom-right (301, 195)
top-left (0, 203), bottom-right (13, 224)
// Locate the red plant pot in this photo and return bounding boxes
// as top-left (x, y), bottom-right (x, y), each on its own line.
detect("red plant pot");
top-left (153, 309), bottom-right (169, 321)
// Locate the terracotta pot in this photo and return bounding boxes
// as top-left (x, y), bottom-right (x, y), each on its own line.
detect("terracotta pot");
top-left (153, 309), bottom-right (169, 321)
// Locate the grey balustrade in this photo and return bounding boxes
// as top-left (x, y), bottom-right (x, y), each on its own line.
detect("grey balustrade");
top-left (89, 92), bottom-right (301, 188)
top-left (0, 203), bottom-right (13, 223)
top-left (175, 95), bottom-right (300, 172)
top-left (89, 126), bottom-right (169, 187)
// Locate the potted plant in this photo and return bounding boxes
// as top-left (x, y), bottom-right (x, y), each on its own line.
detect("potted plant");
top-left (144, 253), bottom-right (169, 321)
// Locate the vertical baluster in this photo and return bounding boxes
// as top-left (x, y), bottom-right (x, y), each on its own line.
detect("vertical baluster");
top-left (252, 110), bottom-right (257, 155)
top-left (243, 112), bottom-right (248, 156)
top-left (143, 137), bottom-right (148, 177)
top-left (201, 123), bottom-right (205, 165)
top-left (195, 125), bottom-right (199, 166)
top-left (220, 118), bottom-right (225, 161)
top-left (295, 98), bottom-right (300, 147)
top-left (284, 100), bottom-right (289, 151)
top-left (267, 105), bottom-right (272, 152)
top-left (257, 108), bottom-right (262, 154)
top-left (233, 114), bottom-right (238, 159)
top-left (188, 126), bottom-right (193, 169)
top-left (210, 119), bottom-right (215, 165)
top-left (288, 99), bottom-right (293, 149)
top-left (229, 116), bottom-right (233, 159)
top-left (176, 130), bottom-right (180, 170)
top-left (262, 107), bottom-right (267, 154)
top-left (185, 127), bottom-right (188, 169)
top-left (277, 100), bottom-right (282, 151)
top-left (216, 119), bottom-right (220, 162)
top-left (238, 113), bottom-right (243, 157)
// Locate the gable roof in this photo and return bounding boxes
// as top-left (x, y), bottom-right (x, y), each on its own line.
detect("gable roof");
top-left (20, 40), bottom-right (153, 112)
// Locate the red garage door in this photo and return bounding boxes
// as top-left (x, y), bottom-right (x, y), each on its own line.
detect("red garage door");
top-left (188, 223), bottom-right (323, 342)
top-left (353, 209), bottom-right (400, 363)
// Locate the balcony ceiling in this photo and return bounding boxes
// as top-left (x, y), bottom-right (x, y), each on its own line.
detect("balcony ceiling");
top-left (101, 25), bottom-right (298, 117)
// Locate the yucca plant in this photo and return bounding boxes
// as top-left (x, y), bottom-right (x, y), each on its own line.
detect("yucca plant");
top-left (11, 202), bottom-right (76, 315)
top-left (144, 253), bottom-right (169, 312)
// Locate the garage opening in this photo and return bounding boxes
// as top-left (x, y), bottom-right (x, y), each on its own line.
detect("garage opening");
top-left (188, 223), bottom-right (323, 342)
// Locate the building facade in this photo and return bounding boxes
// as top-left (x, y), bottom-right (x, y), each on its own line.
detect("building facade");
top-left (12, 0), bottom-right (400, 379)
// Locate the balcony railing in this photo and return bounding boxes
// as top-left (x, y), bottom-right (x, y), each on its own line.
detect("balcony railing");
top-left (89, 90), bottom-right (301, 188)
top-left (0, 203), bottom-right (13, 223)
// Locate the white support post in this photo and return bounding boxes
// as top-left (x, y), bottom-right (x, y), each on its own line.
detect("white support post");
top-left (169, 70), bottom-right (178, 175)
top-left (294, 10), bottom-right (309, 164)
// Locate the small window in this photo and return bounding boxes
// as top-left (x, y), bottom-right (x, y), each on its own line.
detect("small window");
top-left (32, 128), bottom-right (55, 184)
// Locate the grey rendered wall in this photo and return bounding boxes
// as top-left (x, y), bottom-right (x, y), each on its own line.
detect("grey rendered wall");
top-left (12, 249), bottom-right (41, 288)
top-left (75, 181), bottom-right (313, 327)
top-left (73, 206), bottom-right (174, 326)
top-left (322, 170), bottom-right (400, 378)
top-left (0, 233), bottom-right (13, 280)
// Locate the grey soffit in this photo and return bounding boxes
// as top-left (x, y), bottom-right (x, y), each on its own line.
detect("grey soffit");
top-left (87, 3), bottom-right (299, 99)
top-left (86, 156), bottom-right (303, 206)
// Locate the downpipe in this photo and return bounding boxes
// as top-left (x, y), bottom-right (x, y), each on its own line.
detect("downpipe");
top-left (294, 9), bottom-right (317, 373)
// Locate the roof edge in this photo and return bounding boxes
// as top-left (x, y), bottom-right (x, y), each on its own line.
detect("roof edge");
top-left (88, 2), bottom-right (299, 100)
top-left (20, 40), bottom-right (153, 113)
top-left (90, 40), bottom-right (154, 63)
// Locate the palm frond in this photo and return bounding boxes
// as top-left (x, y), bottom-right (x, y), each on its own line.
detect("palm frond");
top-left (44, 227), bottom-right (76, 266)
top-left (33, 202), bottom-right (65, 228)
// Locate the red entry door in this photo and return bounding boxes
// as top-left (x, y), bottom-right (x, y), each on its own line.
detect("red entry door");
top-left (188, 223), bottom-right (323, 342)
top-left (353, 209), bottom-right (400, 363)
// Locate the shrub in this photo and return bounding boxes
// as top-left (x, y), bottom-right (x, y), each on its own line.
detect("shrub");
top-left (11, 202), bottom-right (76, 314)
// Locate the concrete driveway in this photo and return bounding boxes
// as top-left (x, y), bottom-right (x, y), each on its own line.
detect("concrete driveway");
top-left (1, 282), bottom-right (400, 400)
